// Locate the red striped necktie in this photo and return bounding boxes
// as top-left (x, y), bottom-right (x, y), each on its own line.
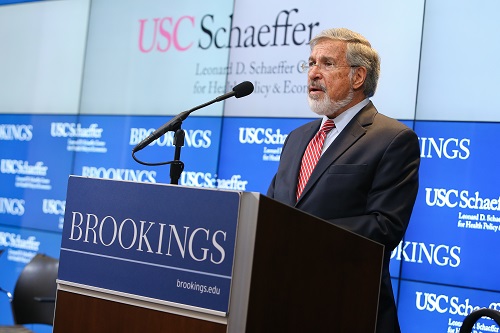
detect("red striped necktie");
top-left (296, 119), bottom-right (336, 200)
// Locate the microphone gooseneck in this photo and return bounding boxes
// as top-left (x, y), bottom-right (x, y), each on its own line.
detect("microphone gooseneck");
top-left (132, 81), bottom-right (254, 153)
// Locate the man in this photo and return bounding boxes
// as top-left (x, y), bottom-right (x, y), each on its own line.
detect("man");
top-left (267, 28), bottom-right (420, 333)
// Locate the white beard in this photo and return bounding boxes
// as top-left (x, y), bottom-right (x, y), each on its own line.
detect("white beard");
top-left (308, 87), bottom-right (354, 117)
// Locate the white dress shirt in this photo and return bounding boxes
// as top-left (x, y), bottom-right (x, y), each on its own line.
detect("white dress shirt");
top-left (320, 98), bottom-right (370, 155)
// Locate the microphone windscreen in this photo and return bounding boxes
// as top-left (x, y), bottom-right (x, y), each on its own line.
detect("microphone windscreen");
top-left (233, 81), bottom-right (254, 98)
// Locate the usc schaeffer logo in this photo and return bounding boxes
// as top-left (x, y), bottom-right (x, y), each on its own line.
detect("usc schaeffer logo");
top-left (137, 9), bottom-right (321, 53)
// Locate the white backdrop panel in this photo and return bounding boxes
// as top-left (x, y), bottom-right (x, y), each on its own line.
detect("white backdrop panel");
top-left (0, 0), bottom-right (89, 114)
top-left (79, 0), bottom-right (234, 116)
top-left (223, 0), bottom-right (424, 119)
top-left (416, 0), bottom-right (500, 122)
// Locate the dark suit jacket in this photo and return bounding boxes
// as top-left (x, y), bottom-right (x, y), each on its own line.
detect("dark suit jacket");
top-left (267, 102), bottom-right (420, 333)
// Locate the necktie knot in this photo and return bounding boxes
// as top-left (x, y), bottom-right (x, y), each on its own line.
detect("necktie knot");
top-left (319, 119), bottom-right (335, 134)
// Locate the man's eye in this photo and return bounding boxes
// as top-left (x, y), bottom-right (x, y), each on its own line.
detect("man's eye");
top-left (324, 62), bottom-right (334, 68)
top-left (308, 61), bottom-right (316, 67)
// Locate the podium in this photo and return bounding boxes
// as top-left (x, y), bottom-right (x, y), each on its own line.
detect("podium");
top-left (53, 176), bottom-right (383, 333)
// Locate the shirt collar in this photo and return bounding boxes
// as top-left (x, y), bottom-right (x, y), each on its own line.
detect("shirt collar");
top-left (321, 98), bottom-right (370, 132)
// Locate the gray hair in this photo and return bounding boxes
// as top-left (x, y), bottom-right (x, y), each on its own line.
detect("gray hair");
top-left (309, 28), bottom-right (380, 97)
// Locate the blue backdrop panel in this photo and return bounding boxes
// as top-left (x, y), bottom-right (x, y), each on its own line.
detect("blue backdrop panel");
top-left (0, 0), bottom-right (43, 5)
top-left (70, 115), bottom-right (223, 186)
top-left (398, 280), bottom-right (500, 333)
top-left (401, 121), bottom-right (500, 291)
top-left (0, 224), bottom-right (62, 328)
top-left (0, 114), bottom-right (77, 233)
top-left (216, 116), bottom-right (311, 194)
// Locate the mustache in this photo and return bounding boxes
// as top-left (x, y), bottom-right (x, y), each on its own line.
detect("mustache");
top-left (308, 82), bottom-right (327, 92)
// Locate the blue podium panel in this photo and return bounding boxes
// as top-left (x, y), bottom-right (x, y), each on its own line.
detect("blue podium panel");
top-left (59, 176), bottom-right (241, 314)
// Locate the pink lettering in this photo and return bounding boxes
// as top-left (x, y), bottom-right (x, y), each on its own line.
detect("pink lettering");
top-left (157, 17), bottom-right (173, 52)
top-left (138, 18), bottom-right (159, 53)
top-left (173, 16), bottom-right (195, 51)
top-left (138, 16), bottom-right (195, 53)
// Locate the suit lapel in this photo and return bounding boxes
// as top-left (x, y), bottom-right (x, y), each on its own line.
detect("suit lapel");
top-left (295, 103), bottom-right (377, 206)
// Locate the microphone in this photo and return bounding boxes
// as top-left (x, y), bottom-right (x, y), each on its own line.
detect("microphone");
top-left (132, 81), bottom-right (254, 153)
top-left (214, 80), bottom-right (254, 101)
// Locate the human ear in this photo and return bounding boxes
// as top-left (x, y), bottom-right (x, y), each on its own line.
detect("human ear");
top-left (352, 66), bottom-right (367, 90)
